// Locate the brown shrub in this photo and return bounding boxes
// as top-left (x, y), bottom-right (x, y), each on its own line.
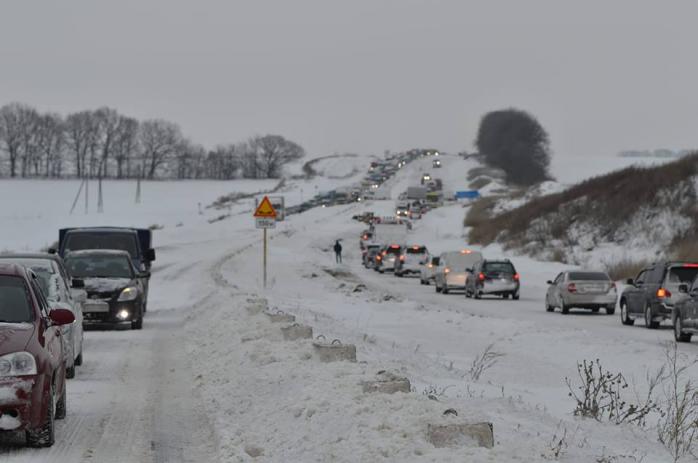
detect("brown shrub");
top-left (468, 152), bottom-right (698, 246)
top-left (464, 197), bottom-right (501, 243)
top-left (671, 234), bottom-right (698, 261)
top-left (605, 258), bottom-right (651, 281)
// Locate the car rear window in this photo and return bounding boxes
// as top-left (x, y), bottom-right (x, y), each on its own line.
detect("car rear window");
top-left (65, 232), bottom-right (139, 259)
top-left (386, 247), bottom-right (401, 255)
top-left (407, 246), bottom-right (426, 254)
top-left (0, 276), bottom-right (33, 323)
top-left (666, 266), bottom-right (698, 284)
top-left (568, 272), bottom-right (609, 281)
top-left (483, 262), bottom-right (515, 273)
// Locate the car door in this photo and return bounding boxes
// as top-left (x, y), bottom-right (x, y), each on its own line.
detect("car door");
top-left (548, 272), bottom-right (563, 307)
top-left (687, 281), bottom-right (698, 328)
top-left (625, 270), bottom-right (648, 315)
top-left (58, 267), bottom-right (83, 358)
top-left (435, 254), bottom-right (447, 286)
top-left (30, 277), bottom-right (62, 371)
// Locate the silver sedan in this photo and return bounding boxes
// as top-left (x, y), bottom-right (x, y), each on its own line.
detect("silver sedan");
top-left (545, 271), bottom-right (617, 314)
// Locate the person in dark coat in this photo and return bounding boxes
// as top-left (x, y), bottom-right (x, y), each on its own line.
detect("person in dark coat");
top-left (334, 240), bottom-right (343, 263)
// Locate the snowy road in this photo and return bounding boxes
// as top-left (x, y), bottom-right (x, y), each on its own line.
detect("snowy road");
top-left (0, 307), bottom-right (217, 463)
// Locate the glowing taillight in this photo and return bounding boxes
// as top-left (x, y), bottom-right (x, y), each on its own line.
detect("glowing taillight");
top-left (427, 264), bottom-right (433, 268)
top-left (478, 272), bottom-right (485, 281)
top-left (513, 273), bottom-right (520, 281)
top-left (382, 251), bottom-right (387, 256)
top-left (567, 283), bottom-right (577, 293)
top-left (399, 255), bottom-right (405, 261)
top-left (444, 267), bottom-right (450, 274)
top-left (362, 235), bottom-right (368, 240)
top-left (657, 288), bottom-right (671, 298)
top-left (376, 255), bottom-right (382, 261)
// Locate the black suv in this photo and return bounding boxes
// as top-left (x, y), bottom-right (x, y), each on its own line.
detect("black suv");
top-left (619, 262), bottom-right (698, 329)
top-left (672, 278), bottom-right (698, 342)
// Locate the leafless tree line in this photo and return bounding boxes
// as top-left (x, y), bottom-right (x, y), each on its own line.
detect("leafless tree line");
top-left (0, 102), bottom-right (305, 180)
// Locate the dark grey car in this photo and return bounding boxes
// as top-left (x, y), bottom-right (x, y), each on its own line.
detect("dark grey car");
top-left (620, 262), bottom-right (698, 329)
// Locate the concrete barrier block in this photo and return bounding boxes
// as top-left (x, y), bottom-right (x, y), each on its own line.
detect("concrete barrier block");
top-left (427, 422), bottom-right (494, 449)
top-left (312, 339), bottom-right (357, 362)
top-left (265, 310), bottom-right (296, 323)
top-left (281, 323), bottom-right (313, 341)
top-left (361, 371), bottom-right (411, 394)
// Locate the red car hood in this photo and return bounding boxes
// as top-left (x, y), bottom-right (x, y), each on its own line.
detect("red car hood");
top-left (0, 323), bottom-right (35, 355)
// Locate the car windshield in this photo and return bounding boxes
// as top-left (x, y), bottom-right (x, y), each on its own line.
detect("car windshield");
top-left (0, 276), bottom-right (33, 323)
top-left (65, 232), bottom-right (138, 259)
top-left (568, 272), bottom-right (609, 281)
top-left (444, 252), bottom-right (483, 271)
top-left (407, 247), bottom-right (426, 254)
top-left (666, 266), bottom-right (698, 284)
top-left (483, 262), bottom-right (515, 274)
top-left (66, 255), bottom-right (133, 279)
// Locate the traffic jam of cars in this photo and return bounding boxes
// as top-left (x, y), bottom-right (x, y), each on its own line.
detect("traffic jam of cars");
top-left (0, 227), bottom-right (154, 447)
top-left (354, 151), bottom-right (698, 349)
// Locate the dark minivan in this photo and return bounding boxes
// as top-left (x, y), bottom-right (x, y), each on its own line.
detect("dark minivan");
top-left (620, 262), bottom-right (698, 329)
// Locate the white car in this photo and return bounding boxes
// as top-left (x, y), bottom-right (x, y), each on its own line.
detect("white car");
top-left (434, 250), bottom-right (484, 294)
top-left (395, 245), bottom-right (428, 277)
top-left (0, 254), bottom-right (85, 379)
top-left (420, 256), bottom-right (440, 285)
top-left (546, 271), bottom-right (617, 314)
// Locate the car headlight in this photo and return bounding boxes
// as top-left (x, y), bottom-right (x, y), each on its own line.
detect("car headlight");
top-left (0, 352), bottom-right (37, 377)
top-left (117, 286), bottom-right (138, 302)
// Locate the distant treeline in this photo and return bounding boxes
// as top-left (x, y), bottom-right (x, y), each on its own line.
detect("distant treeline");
top-left (0, 103), bottom-right (305, 180)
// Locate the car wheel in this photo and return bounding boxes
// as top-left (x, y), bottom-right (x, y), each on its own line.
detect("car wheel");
top-left (379, 269), bottom-right (385, 274)
top-left (512, 292), bottom-right (520, 300)
top-left (545, 300), bottom-right (554, 312)
top-left (474, 290), bottom-right (481, 300)
top-left (435, 283), bottom-right (442, 293)
top-left (606, 304), bottom-right (615, 315)
top-left (645, 305), bottom-right (659, 329)
top-left (132, 316), bottom-right (143, 330)
top-left (465, 287), bottom-right (472, 298)
top-left (66, 364), bottom-right (75, 379)
top-left (55, 385), bottom-right (66, 420)
top-left (502, 293), bottom-right (510, 299)
top-left (561, 303), bottom-right (569, 314)
top-left (620, 301), bottom-right (634, 325)
top-left (396, 272), bottom-right (403, 278)
top-left (442, 287), bottom-right (449, 295)
top-left (74, 351), bottom-right (83, 366)
top-left (26, 383), bottom-right (55, 447)
top-left (591, 307), bottom-right (600, 313)
top-left (674, 315), bottom-right (692, 343)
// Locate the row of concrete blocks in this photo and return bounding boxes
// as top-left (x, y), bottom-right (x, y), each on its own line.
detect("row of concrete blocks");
top-left (261, 306), bottom-right (494, 449)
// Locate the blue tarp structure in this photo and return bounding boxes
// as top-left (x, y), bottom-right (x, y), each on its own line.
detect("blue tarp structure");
top-left (455, 190), bottom-right (481, 200)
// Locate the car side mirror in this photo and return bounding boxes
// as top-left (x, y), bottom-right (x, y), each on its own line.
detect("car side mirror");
top-left (146, 249), bottom-right (156, 261)
top-left (139, 271), bottom-right (151, 279)
top-left (626, 278), bottom-right (634, 286)
top-left (48, 248), bottom-right (57, 255)
top-left (679, 284), bottom-right (689, 293)
top-left (546, 280), bottom-right (553, 285)
top-left (71, 278), bottom-right (85, 289)
top-left (49, 308), bottom-right (75, 325)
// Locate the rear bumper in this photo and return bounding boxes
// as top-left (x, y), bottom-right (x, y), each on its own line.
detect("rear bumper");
top-left (563, 293), bottom-right (617, 308)
top-left (0, 375), bottom-right (45, 432)
top-left (480, 280), bottom-right (519, 295)
top-left (445, 274), bottom-right (467, 288)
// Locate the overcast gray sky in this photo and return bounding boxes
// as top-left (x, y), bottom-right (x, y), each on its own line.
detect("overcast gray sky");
top-left (1, 1), bottom-right (697, 160)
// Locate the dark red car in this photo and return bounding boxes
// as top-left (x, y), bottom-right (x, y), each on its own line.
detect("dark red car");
top-left (0, 263), bottom-right (75, 447)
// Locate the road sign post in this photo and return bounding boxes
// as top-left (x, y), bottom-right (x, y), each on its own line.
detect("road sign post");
top-left (253, 196), bottom-right (278, 289)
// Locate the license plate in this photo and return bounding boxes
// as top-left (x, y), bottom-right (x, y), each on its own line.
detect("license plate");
top-left (84, 302), bottom-right (109, 313)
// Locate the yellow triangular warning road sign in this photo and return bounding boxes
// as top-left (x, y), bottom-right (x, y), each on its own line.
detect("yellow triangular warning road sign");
top-left (254, 196), bottom-right (277, 218)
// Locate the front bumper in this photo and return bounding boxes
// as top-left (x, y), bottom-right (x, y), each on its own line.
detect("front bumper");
top-left (83, 299), bottom-right (140, 327)
top-left (0, 376), bottom-right (44, 432)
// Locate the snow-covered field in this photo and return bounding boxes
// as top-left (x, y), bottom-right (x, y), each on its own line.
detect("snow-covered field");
top-left (1, 153), bottom-right (695, 462)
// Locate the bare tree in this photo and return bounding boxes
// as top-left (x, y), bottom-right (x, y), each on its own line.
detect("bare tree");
top-left (0, 103), bottom-right (38, 178)
top-left (112, 116), bottom-right (139, 179)
top-left (175, 139), bottom-right (206, 179)
top-left (248, 134), bottom-right (305, 178)
top-left (35, 113), bottom-right (64, 177)
top-left (65, 111), bottom-right (98, 178)
top-left (93, 107), bottom-right (122, 178)
top-left (139, 119), bottom-right (183, 179)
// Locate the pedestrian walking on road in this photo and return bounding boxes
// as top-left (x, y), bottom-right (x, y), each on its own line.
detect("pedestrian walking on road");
top-left (334, 240), bottom-right (343, 263)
